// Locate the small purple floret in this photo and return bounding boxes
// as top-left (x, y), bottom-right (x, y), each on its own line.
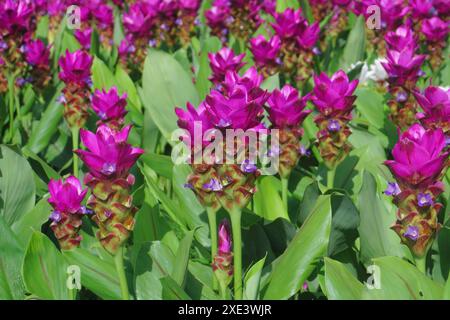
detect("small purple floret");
top-left (50, 211), bottom-right (62, 223)
top-left (384, 182), bottom-right (401, 196)
top-left (240, 159), bottom-right (258, 173)
top-left (327, 120), bottom-right (341, 132)
top-left (203, 178), bottom-right (223, 191)
top-left (403, 225), bottom-right (419, 241)
top-left (417, 193), bottom-right (433, 207)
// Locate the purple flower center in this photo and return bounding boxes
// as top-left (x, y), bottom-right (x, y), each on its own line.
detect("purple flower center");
top-left (299, 145), bottom-right (311, 157)
top-left (327, 120), bottom-right (341, 132)
top-left (0, 41), bottom-right (8, 50)
top-left (98, 111), bottom-right (107, 120)
top-left (267, 145), bottom-right (280, 157)
top-left (57, 94), bottom-right (67, 104)
top-left (102, 162), bottom-right (117, 175)
top-left (417, 193), bottom-right (433, 207)
top-left (312, 47), bottom-right (321, 55)
top-left (203, 178), bottom-right (223, 191)
top-left (384, 182), bottom-right (401, 196)
top-left (445, 135), bottom-right (450, 146)
top-left (396, 91), bottom-right (408, 103)
top-left (217, 118), bottom-right (232, 128)
top-left (240, 159), bottom-right (258, 173)
top-left (175, 18), bottom-right (182, 26)
top-left (79, 206), bottom-right (93, 215)
top-left (50, 211), bottom-right (62, 223)
top-left (403, 225), bottom-right (419, 241)
top-left (183, 183), bottom-right (194, 190)
top-left (148, 39), bottom-right (157, 47)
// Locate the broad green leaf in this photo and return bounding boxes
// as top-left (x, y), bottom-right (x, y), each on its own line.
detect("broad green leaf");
top-left (195, 36), bottom-right (222, 99)
top-left (253, 176), bottom-right (290, 221)
top-left (364, 256), bottom-right (443, 300)
top-left (63, 248), bottom-right (122, 300)
top-left (357, 172), bottom-right (410, 264)
top-left (324, 257), bottom-right (365, 300)
top-left (263, 195), bottom-right (332, 299)
top-left (444, 273), bottom-right (450, 299)
top-left (11, 197), bottom-right (51, 247)
top-left (340, 15), bottom-right (366, 70)
top-left (0, 216), bottom-right (25, 299)
top-left (22, 232), bottom-right (69, 300)
top-left (276, 0), bottom-right (300, 12)
top-left (171, 230), bottom-right (195, 288)
top-left (261, 74), bottom-right (280, 91)
top-left (355, 87), bottom-right (386, 129)
top-left (0, 145), bottom-right (36, 226)
top-left (92, 56), bottom-right (117, 90)
top-left (161, 276), bottom-right (192, 300)
top-left (142, 49), bottom-right (199, 143)
top-left (140, 153), bottom-right (173, 179)
top-left (244, 255), bottom-right (267, 300)
top-left (115, 65), bottom-right (142, 112)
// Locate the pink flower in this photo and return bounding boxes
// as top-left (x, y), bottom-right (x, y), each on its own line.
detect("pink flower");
top-left (123, 1), bottom-right (155, 38)
top-left (0, 0), bottom-right (33, 34)
top-left (296, 21), bottom-right (320, 49)
top-left (58, 49), bottom-right (93, 85)
top-left (271, 8), bottom-right (304, 38)
top-left (74, 28), bottom-right (92, 50)
top-left (409, 0), bottom-right (434, 19)
top-left (48, 176), bottom-right (88, 214)
top-left (218, 219), bottom-right (232, 254)
top-left (311, 70), bottom-right (359, 115)
top-left (382, 47), bottom-right (425, 86)
top-left (91, 87), bottom-right (128, 122)
top-left (385, 26), bottom-right (417, 52)
top-left (266, 84), bottom-right (312, 128)
top-left (421, 17), bottom-right (449, 43)
top-left (92, 4), bottom-right (114, 29)
top-left (25, 39), bottom-right (50, 67)
top-left (414, 86), bottom-right (450, 129)
top-left (175, 102), bottom-right (215, 146)
top-left (385, 124), bottom-right (448, 187)
top-left (250, 35), bottom-right (281, 68)
top-left (208, 47), bottom-right (245, 85)
top-left (76, 125), bottom-right (145, 179)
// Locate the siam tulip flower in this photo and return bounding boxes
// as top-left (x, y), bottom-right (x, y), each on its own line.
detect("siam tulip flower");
top-left (296, 21), bottom-right (320, 50)
top-left (24, 39), bottom-right (51, 90)
top-left (92, 3), bottom-right (114, 49)
top-left (75, 125), bottom-right (144, 254)
top-left (271, 8), bottom-right (304, 39)
top-left (410, 0), bottom-right (435, 20)
top-left (311, 70), bottom-right (358, 168)
top-left (58, 50), bottom-right (93, 128)
top-left (48, 0), bottom-right (66, 43)
top-left (382, 46), bottom-right (426, 129)
top-left (205, 1), bottom-right (231, 43)
top-left (266, 85), bottom-right (312, 178)
top-left (212, 219), bottom-right (233, 298)
top-left (91, 87), bottom-right (128, 130)
top-left (249, 35), bottom-right (281, 77)
top-left (74, 28), bottom-right (93, 51)
top-left (385, 26), bottom-right (417, 52)
top-left (384, 124), bottom-right (449, 260)
top-left (177, 0), bottom-right (201, 45)
top-left (420, 17), bottom-right (449, 70)
top-left (414, 86), bottom-right (450, 134)
top-left (434, 0), bottom-right (450, 17)
top-left (208, 47), bottom-right (245, 85)
top-left (48, 176), bottom-right (90, 250)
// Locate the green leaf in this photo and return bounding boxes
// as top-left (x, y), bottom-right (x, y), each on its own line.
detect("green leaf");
top-left (92, 57), bottom-right (117, 91)
top-left (142, 49), bottom-right (199, 143)
top-left (0, 216), bottom-right (25, 299)
top-left (171, 230), bottom-right (195, 288)
top-left (161, 276), bottom-right (192, 300)
top-left (444, 273), bottom-right (450, 299)
top-left (115, 65), bottom-right (142, 112)
top-left (140, 153), bottom-right (173, 179)
top-left (244, 255), bottom-right (267, 300)
top-left (194, 36), bottom-right (222, 99)
top-left (261, 74), bottom-right (280, 91)
top-left (263, 195), bottom-right (332, 299)
top-left (276, 0), bottom-right (300, 12)
top-left (340, 15), bottom-right (366, 70)
top-left (63, 248), bottom-right (122, 300)
top-left (357, 172), bottom-right (410, 264)
top-left (365, 256), bottom-right (443, 300)
top-left (253, 176), bottom-right (290, 221)
top-left (324, 257), bottom-right (365, 300)
top-left (11, 197), bottom-right (51, 247)
top-left (355, 87), bottom-right (386, 129)
top-left (22, 232), bottom-right (69, 300)
top-left (0, 145), bottom-right (36, 226)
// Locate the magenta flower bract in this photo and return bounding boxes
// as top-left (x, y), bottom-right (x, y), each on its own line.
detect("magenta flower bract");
top-left (48, 176), bottom-right (88, 214)
top-left (382, 47), bottom-right (425, 87)
top-left (249, 34), bottom-right (281, 69)
top-left (208, 47), bottom-right (246, 85)
top-left (74, 28), bottom-right (93, 50)
top-left (76, 125), bottom-right (145, 180)
top-left (175, 102), bottom-right (215, 146)
top-left (123, 1), bottom-right (155, 38)
top-left (58, 49), bottom-right (93, 85)
top-left (218, 219), bottom-right (232, 254)
top-left (205, 0), bottom-right (231, 32)
top-left (385, 26), bottom-right (417, 52)
top-left (410, 0), bottom-right (434, 19)
top-left (92, 3), bottom-right (114, 29)
top-left (421, 17), bottom-right (449, 43)
top-left (311, 70), bottom-right (359, 115)
top-left (414, 86), bottom-right (450, 132)
top-left (296, 21), bottom-right (320, 49)
top-left (91, 87), bottom-right (128, 129)
top-left (271, 8), bottom-right (304, 38)
top-left (25, 39), bottom-right (50, 67)
top-left (385, 124), bottom-right (448, 188)
top-left (266, 84), bottom-right (312, 128)
top-left (0, 0), bottom-right (33, 34)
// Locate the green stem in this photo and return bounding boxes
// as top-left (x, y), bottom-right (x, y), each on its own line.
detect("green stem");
top-left (229, 208), bottom-right (243, 300)
top-left (207, 207), bottom-right (218, 291)
top-left (218, 282), bottom-right (228, 300)
top-left (327, 168), bottom-right (335, 189)
top-left (68, 287), bottom-right (76, 300)
top-left (281, 177), bottom-right (289, 212)
top-left (7, 75), bottom-right (15, 142)
top-left (114, 247), bottom-right (130, 300)
top-left (415, 255), bottom-right (426, 274)
top-left (72, 127), bottom-right (79, 178)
